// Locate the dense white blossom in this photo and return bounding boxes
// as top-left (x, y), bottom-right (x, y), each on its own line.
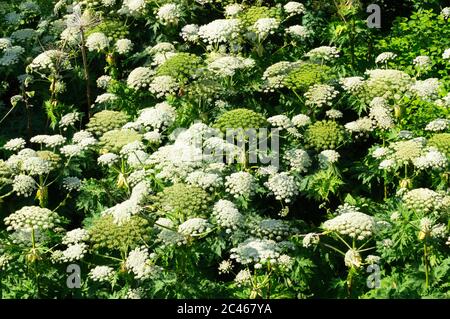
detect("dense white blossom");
top-left (225, 172), bottom-right (256, 198)
top-left (198, 19), bottom-right (241, 45)
top-left (230, 238), bottom-right (282, 265)
top-left (156, 3), bottom-right (181, 25)
top-left (178, 218), bottom-right (212, 237)
top-left (12, 174), bottom-right (36, 197)
top-left (212, 199), bottom-right (243, 231)
top-left (284, 2), bottom-right (306, 16)
top-left (115, 38), bottom-right (133, 54)
top-left (149, 75), bottom-right (179, 98)
top-left (85, 32), bottom-right (109, 52)
top-left (4, 206), bottom-right (60, 232)
top-left (264, 172), bottom-right (298, 203)
top-left (89, 266), bottom-right (114, 282)
top-left (323, 212), bottom-right (376, 240)
top-left (180, 24), bottom-right (199, 42)
top-left (127, 67), bottom-right (154, 90)
top-left (126, 247), bottom-right (160, 280)
top-left (4, 138), bottom-right (26, 151)
top-left (305, 46), bottom-right (339, 62)
top-left (425, 119), bottom-right (449, 132)
top-left (375, 52), bottom-right (397, 64)
top-left (62, 228), bottom-right (89, 245)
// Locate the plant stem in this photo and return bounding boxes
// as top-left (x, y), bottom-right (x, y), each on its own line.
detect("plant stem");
top-left (424, 242), bottom-right (430, 290)
top-left (80, 28), bottom-right (92, 122)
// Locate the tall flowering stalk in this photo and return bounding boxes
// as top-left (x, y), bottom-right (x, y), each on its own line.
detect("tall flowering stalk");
top-left (66, 5), bottom-right (100, 121)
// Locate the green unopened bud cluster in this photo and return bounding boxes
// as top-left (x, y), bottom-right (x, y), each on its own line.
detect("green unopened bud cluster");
top-left (214, 108), bottom-right (267, 132)
top-left (86, 110), bottom-right (129, 136)
top-left (89, 215), bottom-right (151, 251)
top-left (304, 120), bottom-right (346, 151)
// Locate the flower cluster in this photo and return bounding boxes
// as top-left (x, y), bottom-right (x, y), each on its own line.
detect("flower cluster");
top-left (323, 211), bottom-right (376, 240)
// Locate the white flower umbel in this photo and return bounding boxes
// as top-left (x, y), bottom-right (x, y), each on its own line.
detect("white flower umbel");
top-left (89, 266), bottom-right (114, 282)
top-left (148, 75), bottom-right (179, 98)
top-left (443, 48), bottom-right (450, 60)
top-left (63, 228), bottom-right (89, 245)
top-left (323, 212), bottom-right (376, 240)
top-left (208, 55), bottom-right (255, 77)
top-left (85, 32), bottom-right (109, 52)
top-left (115, 38), bottom-right (133, 55)
top-left (306, 46), bottom-right (339, 62)
top-left (375, 52), bottom-right (397, 65)
top-left (198, 19), bottom-right (241, 45)
top-left (59, 112), bottom-right (81, 130)
top-left (58, 243), bottom-right (88, 262)
top-left (252, 18), bottom-right (279, 39)
top-left (186, 171), bottom-right (222, 191)
top-left (344, 249), bottom-right (362, 268)
top-left (96, 75), bottom-right (112, 89)
top-left (0, 38), bottom-right (12, 51)
top-left (326, 109), bottom-right (343, 119)
top-left (22, 157), bottom-right (53, 176)
top-left (143, 131), bottom-right (162, 144)
top-left (180, 24), bottom-right (199, 42)
top-left (126, 67), bottom-right (154, 90)
top-left (27, 50), bottom-right (69, 73)
top-left (0, 46), bottom-right (25, 66)
top-left (102, 199), bottom-right (142, 225)
top-left (305, 84), bottom-right (338, 108)
top-left (212, 199), bottom-right (243, 232)
top-left (303, 233), bottom-right (320, 248)
top-left (218, 259), bottom-right (233, 274)
top-left (178, 218), bottom-right (212, 237)
top-left (340, 76), bottom-right (364, 93)
top-left (230, 238), bottom-right (281, 265)
top-left (120, 0), bottom-right (147, 16)
top-left (251, 219), bottom-right (292, 241)
top-left (4, 206), bottom-right (60, 232)
top-left (13, 174), bottom-right (36, 197)
top-left (4, 138), bottom-right (26, 152)
top-left (234, 269), bottom-right (251, 286)
top-left (224, 4), bottom-right (243, 17)
top-left (264, 172), bottom-right (298, 203)
top-left (156, 3), bottom-right (181, 25)
top-left (284, 149), bottom-right (311, 173)
top-left (286, 25), bottom-right (310, 38)
top-left (425, 119), bottom-right (449, 132)
top-left (402, 188), bottom-right (445, 214)
top-left (225, 171), bottom-right (256, 198)
top-left (410, 78), bottom-right (440, 100)
top-left (291, 114), bottom-right (311, 127)
top-left (134, 102), bottom-right (176, 131)
top-left (95, 93), bottom-right (118, 105)
top-left (318, 150), bottom-right (340, 167)
top-left (62, 176), bottom-right (82, 191)
top-left (413, 55), bottom-right (432, 70)
top-left (284, 2), bottom-right (306, 16)
top-left (267, 115), bottom-right (293, 130)
top-left (126, 247), bottom-right (160, 280)
top-left (97, 153), bottom-right (119, 166)
top-left (60, 144), bottom-right (83, 157)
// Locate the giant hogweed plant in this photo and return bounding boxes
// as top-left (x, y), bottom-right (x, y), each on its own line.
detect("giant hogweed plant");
top-left (0, 0), bottom-right (448, 299)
